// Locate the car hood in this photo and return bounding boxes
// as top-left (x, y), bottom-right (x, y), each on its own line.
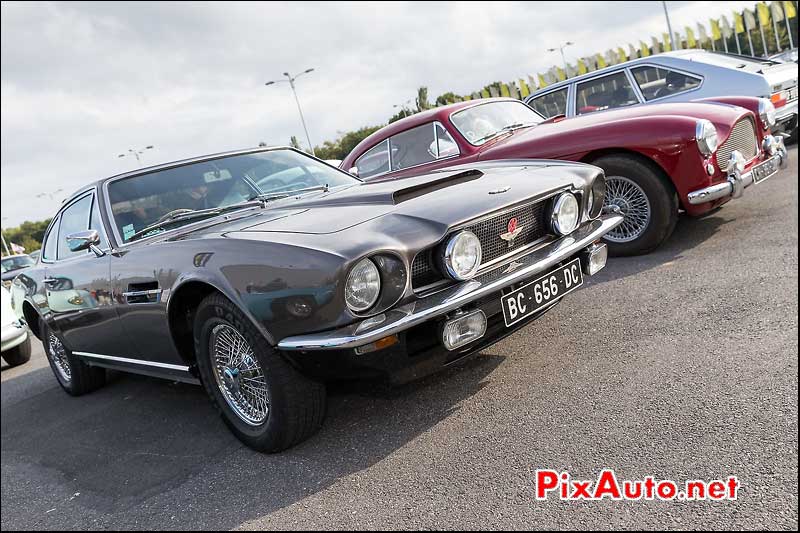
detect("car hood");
top-left (204, 161), bottom-right (594, 236)
top-left (477, 101), bottom-right (752, 157)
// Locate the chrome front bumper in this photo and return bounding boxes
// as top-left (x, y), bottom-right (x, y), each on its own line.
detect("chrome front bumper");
top-left (775, 99), bottom-right (798, 132)
top-left (277, 213), bottom-right (623, 351)
top-left (687, 136), bottom-right (789, 206)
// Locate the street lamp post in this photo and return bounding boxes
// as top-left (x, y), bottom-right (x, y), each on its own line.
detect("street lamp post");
top-left (661, 1), bottom-right (676, 52)
top-left (547, 41), bottom-right (574, 73)
top-left (118, 145), bottom-right (154, 166)
top-left (265, 68), bottom-right (316, 156)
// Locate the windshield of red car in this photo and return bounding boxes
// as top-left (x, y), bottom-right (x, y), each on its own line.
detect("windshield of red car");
top-left (450, 101), bottom-right (544, 146)
top-left (107, 149), bottom-right (359, 243)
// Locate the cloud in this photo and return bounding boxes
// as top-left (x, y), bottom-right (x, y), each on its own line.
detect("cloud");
top-left (1, 0), bottom-right (757, 225)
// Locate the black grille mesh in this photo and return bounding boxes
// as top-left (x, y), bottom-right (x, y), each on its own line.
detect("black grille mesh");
top-left (410, 200), bottom-right (551, 289)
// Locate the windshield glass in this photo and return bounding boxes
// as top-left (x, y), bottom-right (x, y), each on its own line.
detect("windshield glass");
top-left (1, 255), bottom-right (35, 273)
top-left (450, 101), bottom-right (544, 146)
top-left (107, 149), bottom-right (358, 243)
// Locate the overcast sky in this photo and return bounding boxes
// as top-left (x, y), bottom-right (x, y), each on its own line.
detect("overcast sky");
top-left (1, 0), bottom-right (756, 226)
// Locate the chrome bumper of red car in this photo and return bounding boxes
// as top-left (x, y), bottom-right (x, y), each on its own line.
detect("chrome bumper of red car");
top-left (687, 136), bottom-right (788, 206)
top-left (277, 213), bottom-right (624, 351)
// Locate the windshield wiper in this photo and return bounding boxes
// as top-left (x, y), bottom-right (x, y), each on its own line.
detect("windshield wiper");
top-left (127, 201), bottom-right (260, 243)
top-left (254, 184), bottom-right (330, 203)
top-left (473, 123), bottom-right (536, 145)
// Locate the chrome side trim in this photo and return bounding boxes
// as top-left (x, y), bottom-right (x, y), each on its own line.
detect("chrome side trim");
top-left (277, 213), bottom-right (623, 351)
top-left (122, 288), bottom-right (163, 303)
top-left (74, 351), bottom-right (190, 372)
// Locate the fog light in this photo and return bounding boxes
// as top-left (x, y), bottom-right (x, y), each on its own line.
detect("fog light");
top-left (354, 334), bottom-right (398, 355)
top-left (581, 243), bottom-right (608, 276)
top-left (442, 309), bottom-right (487, 351)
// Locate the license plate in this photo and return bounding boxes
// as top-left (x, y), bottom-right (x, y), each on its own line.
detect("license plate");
top-left (501, 258), bottom-right (583, 327)
top-left (751, 156), bottom-right (779, 185)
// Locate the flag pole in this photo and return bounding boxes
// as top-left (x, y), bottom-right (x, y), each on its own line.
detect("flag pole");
top-left (747, 28), bottom-right (755, 55)
top-left (758, 12), bottom-right (769, 56)
top-left (772, 11), bottom-right (784, 51)
top-left (784, 2), bottom-right (795, 49)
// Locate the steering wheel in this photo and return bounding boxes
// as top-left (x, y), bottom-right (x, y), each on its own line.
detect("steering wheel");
top-left (156, 208), bottom-right (195, 224)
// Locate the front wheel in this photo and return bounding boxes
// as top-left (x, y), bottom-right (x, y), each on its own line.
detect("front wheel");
top-left (594, 155), bottom-right (678, 256)
top-left (193, 293), bottom-right (326, 453)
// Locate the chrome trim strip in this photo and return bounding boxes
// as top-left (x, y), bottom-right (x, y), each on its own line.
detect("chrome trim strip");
top-left (277, 213), bottom-right (623, 351)
top-left (122, 289), bottom-right (163, 297)
top-left (74, 351), bottom-right (190, 372)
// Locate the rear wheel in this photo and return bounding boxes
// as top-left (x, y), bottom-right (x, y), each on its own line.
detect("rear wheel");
top-left (594, 155), bottom-right (678, 256)
top-left (2, 335), bottom-right (31, 367)
top-left (193, 293), bottom-right (326, 453)
top-left (42, 323), bottom-right (106, 395)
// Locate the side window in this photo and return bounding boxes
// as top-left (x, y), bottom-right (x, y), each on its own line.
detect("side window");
top-left (576, 72), bottom-right (639, 115)
top-left (89, 196), bottom-right (108, 249)
top-left (434, 123), bottom-right (459, 158)
top-left (528, 88), bottom-right (568, 119)
top-left (389, 123), bottom-right (438, 171)
top-left (631, 66), bottom-right (702, 101)
top-left (41, 218), bottom-right (60, 261)
top-left (355, 140), bottom-right (390, 179)
top-left (57, 194), bottom-right (93, 259)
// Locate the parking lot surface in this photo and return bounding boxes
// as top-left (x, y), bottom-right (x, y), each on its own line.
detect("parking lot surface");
top-left (1, 147), bottom-right (797, 530)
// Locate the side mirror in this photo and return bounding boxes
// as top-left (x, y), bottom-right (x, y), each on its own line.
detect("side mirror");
top-left (66, 230), bottom-right (104, 256)
top-left (349, 166), bottom-right (359, 177)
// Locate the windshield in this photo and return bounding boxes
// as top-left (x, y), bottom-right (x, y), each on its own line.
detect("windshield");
top-left (107, 149), bottom-right (359, 243)
top-left (1, 255), bottom-right (35, 273)
top-left (450, 101), bottom-right (544, 146)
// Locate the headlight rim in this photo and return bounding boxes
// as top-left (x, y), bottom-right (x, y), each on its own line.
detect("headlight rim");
top-left (443, 230), bottom-right (482, 281)
top-left (550, 192), bottom-right (580, 236)
top-left (695, 119), bottom-right (718, 156)
top-left (344, 257), bottom-right (382, 313)
top-left (758, 98), bottom-right (776, 129)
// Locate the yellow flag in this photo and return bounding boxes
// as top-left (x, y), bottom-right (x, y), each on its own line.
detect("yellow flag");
top-left (734, 11), bottom-right (745, 32)
top-left (556, 67), bottom-right (566, 81)
top-left (662, 33), bottom-right (672, 51)
top-left (784, 0), bottom-right (796, 17)
top-left (500, 83), bottom-right (510, 97)
top-left (595, 53), bottom-right (607, 68)
top-left (640, 40), bottom-right (651, 57)
top-left (757, 2), bottom-right (771, 26)
top-left (537, 73), bottom-right (547, 88)
top-left (577, 59), bottom-right (588, 74)
top-left (685, 26), bottom-right (697, 47)
top-left (480, 88), bottom-right (490, 99)
top-left (519, 79), bottom-right (530, 98)
top-left (617, 47), bottom-right (627, 62)
top-left (710, 19), bottom-right (722, 40)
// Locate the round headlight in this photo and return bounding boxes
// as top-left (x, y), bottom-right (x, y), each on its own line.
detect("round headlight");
top-left (443, 231), bottom-right (482, 280)
top-left (758, 98), bottom-right (776, 129)
top-left (550, 192), bottom-right (580, 235)
top-left (345, 258), bottom-right (381, 312)
top-left (695, 119), bottom-right (718, 156)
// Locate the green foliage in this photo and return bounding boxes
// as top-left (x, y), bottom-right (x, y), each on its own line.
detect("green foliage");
top-left (289, 135), bottom-right (302, 150)
top-left (314, 125), bottom-right (384, 160)
top-left (1, 218), bottom-right (52, 256)
top-left (434, 92), bottom-right (462, 107)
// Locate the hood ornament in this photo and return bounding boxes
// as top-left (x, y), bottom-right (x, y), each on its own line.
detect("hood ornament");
top-left (489, 186), bottom-right (511, 195)
top-left (500, 217), bottom-right (524, 248)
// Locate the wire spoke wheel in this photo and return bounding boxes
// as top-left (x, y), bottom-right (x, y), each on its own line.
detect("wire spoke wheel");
top-left (603, 176), bottom-right (652, 243)
top-left (48, 333), bottom-right (71, 382)
top-left (210, 324), bottom-right (269, 426)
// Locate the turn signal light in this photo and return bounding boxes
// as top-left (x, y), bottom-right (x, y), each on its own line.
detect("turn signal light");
top-left (770, 92), bottom-right (787, 108)
top-left (354, 334), bottom-right (399, 355)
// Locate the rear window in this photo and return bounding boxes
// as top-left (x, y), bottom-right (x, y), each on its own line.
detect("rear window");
top-left (631, 66), bottom-right (701, 101)
top-left (575, 72), bottom-right (639, 115)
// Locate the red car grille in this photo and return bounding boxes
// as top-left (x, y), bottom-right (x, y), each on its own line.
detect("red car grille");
top-left (716, 118), bottom-right (758, 170)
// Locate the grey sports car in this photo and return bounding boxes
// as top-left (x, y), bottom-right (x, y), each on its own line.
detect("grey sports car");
top-left (526, 49), bottom-right (798, 138)
top-left (10, 147), bottom-right (621, 452)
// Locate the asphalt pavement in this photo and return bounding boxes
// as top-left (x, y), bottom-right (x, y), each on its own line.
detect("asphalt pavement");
top-left (2, 147), bottom-right (797, 530)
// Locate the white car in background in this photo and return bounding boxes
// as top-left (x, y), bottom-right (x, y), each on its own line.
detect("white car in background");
top-left (1, 286), bottom-right (31, 367)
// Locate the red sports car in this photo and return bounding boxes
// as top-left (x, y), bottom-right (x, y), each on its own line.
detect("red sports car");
top-left (341, 97), bottom-right (788, 255)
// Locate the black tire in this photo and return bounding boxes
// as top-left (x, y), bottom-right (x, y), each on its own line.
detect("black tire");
top-left (42, 322), bottom-right (106, 396)
top-left (2, 335), bottom-right (32, 367)
top-left (193, 293), bottom-right (326, 453)
top-left (594, 155), bottom-right (679, 256)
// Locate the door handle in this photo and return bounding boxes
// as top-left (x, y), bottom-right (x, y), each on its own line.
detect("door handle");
top-left (123, 288), bottom-right (162, 304)
top-left (42, 278), bottom-right (59, 285)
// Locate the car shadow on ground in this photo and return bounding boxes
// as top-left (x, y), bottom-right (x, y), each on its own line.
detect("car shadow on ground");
top-left (587, 212), bottom-right (732, 287)
top-left (1, 351), bottom-right (505, 527)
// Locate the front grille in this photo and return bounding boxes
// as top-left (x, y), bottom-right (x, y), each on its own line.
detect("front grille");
top-left (410, 199), bottom-right (551, 290)
top-left (716, 118), bottom-right (758, 170)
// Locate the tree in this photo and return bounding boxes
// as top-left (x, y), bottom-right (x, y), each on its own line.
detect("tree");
top-left (1, 218), bottom-right (52, 256)
top-left (434, 92), bottom-right (462, 107)
top-left (314, 125), bottom-right (384, 160)
top-left (289, 135), bottom-right (302, 150)
top-left (415, 86), bottom-right (431, 112)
